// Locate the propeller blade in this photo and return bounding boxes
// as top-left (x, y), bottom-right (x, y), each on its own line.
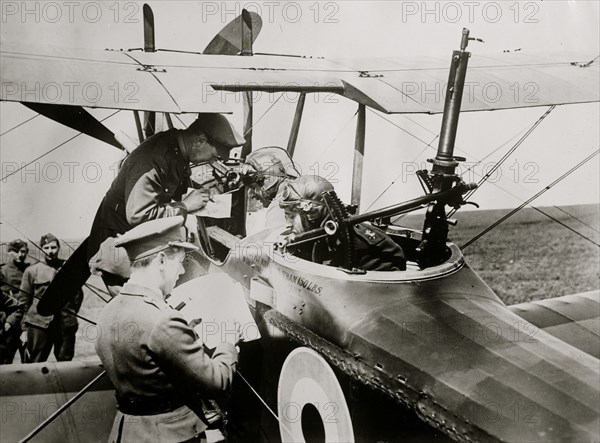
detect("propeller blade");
top-left (37, 238), bottom-right (91, 316)
top-left (203, 10), bottom-right (262, 55)
top-left (143, 3), bottom-right (155, 52)
top-left (23, 103), bottom-right (124, 150)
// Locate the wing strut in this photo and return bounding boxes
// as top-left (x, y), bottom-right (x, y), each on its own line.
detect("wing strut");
top-left (19, 371), bottom-right (107, 443)
top-left (240, 9), bottom-right (254, 160)
top-left (351, 104), bottom-right (366, 209)
top-left (133, 110), bottom-right (144, 143)
top-left (142, 3), bottom-right (156, 138)
top-left (286, 92), bottom-right (306, 158)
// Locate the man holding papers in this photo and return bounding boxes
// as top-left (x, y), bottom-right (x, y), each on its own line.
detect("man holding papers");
top-left (96, 216), bottom-right (240, 443)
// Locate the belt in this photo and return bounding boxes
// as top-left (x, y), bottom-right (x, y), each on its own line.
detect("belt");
top-left (115, 393), bottom-right (186, 416)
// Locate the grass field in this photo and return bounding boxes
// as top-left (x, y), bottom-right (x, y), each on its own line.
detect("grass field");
top-left (4, 203), bottom-right (599, 361)
top-left (404, 203), bottom-right (599, 305)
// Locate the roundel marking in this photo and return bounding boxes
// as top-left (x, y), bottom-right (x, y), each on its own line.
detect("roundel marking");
top-left (277, 347), bottom-right (354, 443)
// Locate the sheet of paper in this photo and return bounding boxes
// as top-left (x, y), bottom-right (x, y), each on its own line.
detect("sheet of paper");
top-left (189, 193), bottom-right (232, 218)
top-left (168, 273), bottom-right (260, 349)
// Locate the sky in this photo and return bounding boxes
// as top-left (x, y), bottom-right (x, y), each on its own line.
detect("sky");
top-left (1, 0), bottom-right (599, 242)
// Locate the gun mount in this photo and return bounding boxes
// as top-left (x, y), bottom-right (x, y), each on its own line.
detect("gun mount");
top-left (416, 28), bottom-right (479, 268)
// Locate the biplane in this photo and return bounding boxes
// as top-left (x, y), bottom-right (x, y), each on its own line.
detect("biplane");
top-left (1, 3), bottom-right (599, 443)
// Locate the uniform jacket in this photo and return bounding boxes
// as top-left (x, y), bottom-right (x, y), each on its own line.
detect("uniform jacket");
top-left (348, 223), bottom-right (407, 271)
top-left (88, 129), bottom-right (191, 260)
top-left (18, 259), bottom-right (83, 330)
top-left (0, 260), bottom-right (29, 296)
top-left (0, 261), bottom-right (29, 329)
top-left (96, 282), bottom-right (238, 442)
top-left (302, 223), bottom-right (407, 271)
top-left (0, 287), bottom-right (23, 331)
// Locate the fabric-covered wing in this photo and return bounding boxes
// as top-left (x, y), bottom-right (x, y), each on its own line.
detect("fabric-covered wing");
top-left (509, 290), bottom-right (600, 359)
top-left (335, 52), bottom-right (600, 113)
top-left (0, 43), bottom-right (233, 113)
top-left (2, 42), bottom-right (598, 114)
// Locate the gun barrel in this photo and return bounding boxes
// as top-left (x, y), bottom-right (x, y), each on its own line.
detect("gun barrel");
top-left (284, 183), bottom-right (476, 249)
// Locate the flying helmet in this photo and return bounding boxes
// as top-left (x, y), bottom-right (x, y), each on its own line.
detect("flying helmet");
top-left (244, 147), bottom-right (300, 203)
top-left (279, 175), bottom-right (334, 226)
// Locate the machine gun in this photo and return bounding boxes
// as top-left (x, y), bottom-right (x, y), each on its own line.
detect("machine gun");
top-left (278, 181), bottom-right (476, 266)
top-left (190, 159), bottom-right (243, 193)
top-left (277, 29), bottom-right (481, 269)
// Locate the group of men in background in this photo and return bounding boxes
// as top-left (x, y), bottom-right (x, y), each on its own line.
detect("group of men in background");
top-left (0, 236), bottom-right (82, 364)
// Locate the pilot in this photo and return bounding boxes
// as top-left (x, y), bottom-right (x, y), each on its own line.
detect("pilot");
top-left (95, 216), bottom-right (239, 443)
top-left (243, 147), bottom-right (300, 235)
top-left (18, 234), bottom-right (83, 362)
top-left (88, 113), bottom-right (245, 295)
top-left (279, 175), bottom-right (407, 271)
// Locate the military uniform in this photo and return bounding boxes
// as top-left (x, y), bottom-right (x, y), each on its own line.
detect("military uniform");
top-left (0, 260), bottom-right (29, 364)
top-left (88, 129), bottom-right (191, 261)
top-left (18, 259), bottom-right (83, 362)
top-left (96, 216), bottom-right (238, 443)
top-left (96, 282), bottom-right (238, 442)
top-left (304, 223), bottom-right (407, 271)
top-left (349, 223), bottom-right (407, 271)
top-left (0, 259), bottom-right (30, 296)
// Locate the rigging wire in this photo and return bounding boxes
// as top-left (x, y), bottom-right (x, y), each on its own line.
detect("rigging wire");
top-left (0, 110), bottom-right (121, 182)
top-left (19, 371), bottom-right (106, 443)
top-left (364, 133), bottom-right (439, 212)
top-left (549, 206), bottom-right (600, 234)
top-left (0, 280), bottom-right (96, 326)
top-left (236, 371), bottom-right (294, 436)
top-left (83, 283), bottom-right (110, 304)
top-left (0, 216), bottom-right (110, 305)
top-left (461, 149), bottom-right (600, 250)
top-left (445, 105), bottom-right (599, 235)
top-left (243, 92), bottom-right (285, 137)
top-left (363, 108), bottom-right (528, 211)
top-left (316, 108), bottom-right (359, 161)
top-left (1, 215), bottom-right (99, 322)
top-left (0, 114), bottom-right (40, 137)
top-left (369, 106), bottom-right (597, 242)
top-left (368, 108), bottom-right (433, 146)
top-left (451, 106), bottom-right (556, 216)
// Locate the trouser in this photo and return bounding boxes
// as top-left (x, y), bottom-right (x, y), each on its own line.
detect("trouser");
top-left (26, 321), bottom-right (78, 363)
top-left (0, 328), bottom-right (21, 364)
top-left (109, 406), bottom-right (208, 443)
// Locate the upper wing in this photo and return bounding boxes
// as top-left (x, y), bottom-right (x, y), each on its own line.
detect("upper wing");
top-left (335, 52), bottom-right (600, 113)
top-left (509, 290), bottom-right (600, 359)
top-left (2, 42), bottom-right (598, 114)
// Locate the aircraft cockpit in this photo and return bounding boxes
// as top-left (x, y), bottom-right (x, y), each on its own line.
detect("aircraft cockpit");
top-left (186, 152), bottom-right (462, 275)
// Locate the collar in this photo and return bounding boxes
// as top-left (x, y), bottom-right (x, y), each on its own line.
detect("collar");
top-left (44, 258), bottom-right (63, 270)
top-left (120, 282), bottom-right (164, 303)
top-left (176, 132), bottom-right (190, 163)
top-left (7, 260), bottom-right (29, 271)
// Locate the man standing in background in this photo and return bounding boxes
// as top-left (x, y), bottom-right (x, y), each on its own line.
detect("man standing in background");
top-left (0, 239), bottom-right (30, 363)
top-left (19, 234), bottom-right (83, 362)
